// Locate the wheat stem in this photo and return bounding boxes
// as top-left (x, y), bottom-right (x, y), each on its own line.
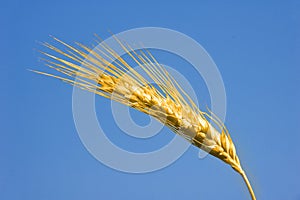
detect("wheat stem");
top-left (240, 170), bottom-right (256, 200)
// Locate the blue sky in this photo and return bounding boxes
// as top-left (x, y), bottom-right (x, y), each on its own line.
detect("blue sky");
top-left (1, 1), bottom-right (300, 200)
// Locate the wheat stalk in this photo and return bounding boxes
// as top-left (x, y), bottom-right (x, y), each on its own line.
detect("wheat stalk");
top-left (33, 35), bottom-right (256, 200)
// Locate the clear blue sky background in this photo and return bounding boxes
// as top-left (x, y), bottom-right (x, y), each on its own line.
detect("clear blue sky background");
top-left (1, 1), bottom-right (300, 200)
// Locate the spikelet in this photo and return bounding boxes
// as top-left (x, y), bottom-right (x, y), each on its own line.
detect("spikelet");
top-left (33, 35), bottom-right (256, 200)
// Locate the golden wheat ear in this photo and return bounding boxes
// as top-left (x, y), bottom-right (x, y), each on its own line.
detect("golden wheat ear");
top-left (33, 35), bottom-right (256, 200)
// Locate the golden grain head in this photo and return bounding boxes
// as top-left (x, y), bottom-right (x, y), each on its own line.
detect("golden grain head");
top-left (33, 35), bottom-right (256, 200)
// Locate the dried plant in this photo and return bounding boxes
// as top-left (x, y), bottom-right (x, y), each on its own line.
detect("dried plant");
top-left (33, 35), bottom-right (256, 200)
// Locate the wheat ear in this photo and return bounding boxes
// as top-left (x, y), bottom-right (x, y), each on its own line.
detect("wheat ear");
top-left (32, 35), bottom-right (256, 200)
